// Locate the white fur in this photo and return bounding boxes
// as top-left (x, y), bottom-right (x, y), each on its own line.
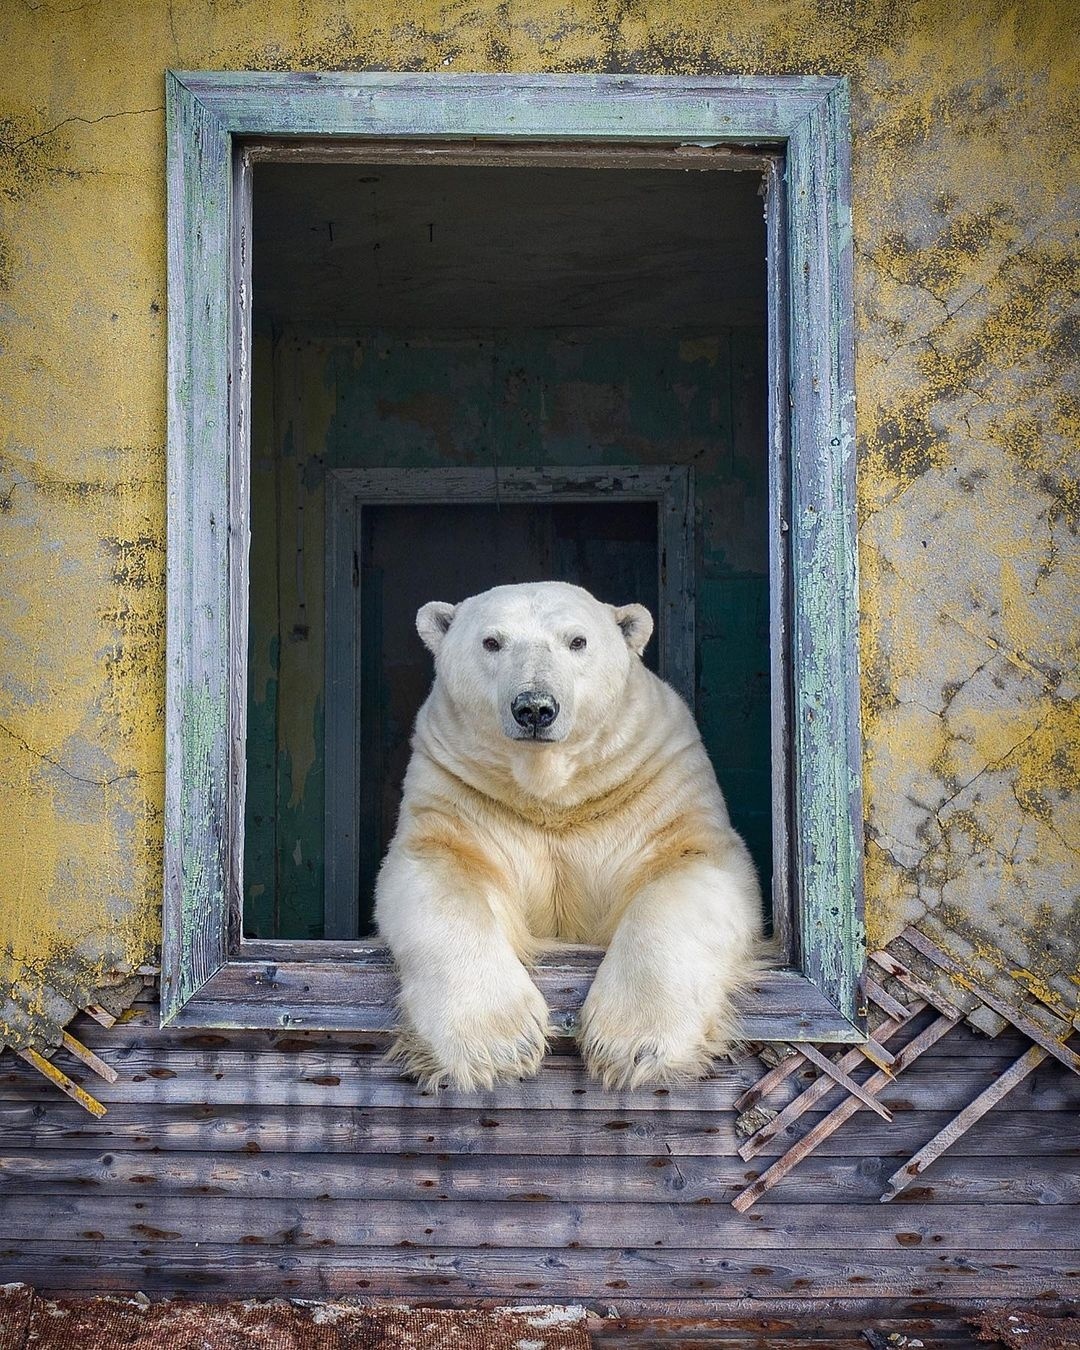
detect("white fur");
top-left (375, 581), bottom-right (762, 1090)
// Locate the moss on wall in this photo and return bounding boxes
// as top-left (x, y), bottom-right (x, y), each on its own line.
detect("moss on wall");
top-left (1, 0), bottom-right (1077, 1037)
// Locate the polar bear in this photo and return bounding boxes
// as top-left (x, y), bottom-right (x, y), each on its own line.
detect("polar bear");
top-left (374, 581), bottom-right (761, 1091)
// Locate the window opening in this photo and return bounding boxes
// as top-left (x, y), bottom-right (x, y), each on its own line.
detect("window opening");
top-left (243, 160), bottom-right (774, 944)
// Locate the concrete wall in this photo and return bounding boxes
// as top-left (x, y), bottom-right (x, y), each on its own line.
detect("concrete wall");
top-left (1, 0), bottom-right (1077, 1040)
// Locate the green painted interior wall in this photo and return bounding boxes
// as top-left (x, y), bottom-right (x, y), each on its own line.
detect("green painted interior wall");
top-left (245, 324), bottom-right (770, 938)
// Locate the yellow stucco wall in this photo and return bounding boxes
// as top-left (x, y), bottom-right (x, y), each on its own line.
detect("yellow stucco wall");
top-left (1, 0), bottom-right (1077, 1042)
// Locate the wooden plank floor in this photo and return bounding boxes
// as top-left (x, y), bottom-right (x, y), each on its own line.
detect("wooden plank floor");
top-left (0, 999), bottom-right (1077, 1311)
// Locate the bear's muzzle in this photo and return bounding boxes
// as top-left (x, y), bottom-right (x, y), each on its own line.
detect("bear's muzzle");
top-left (510, 690), bottom-right (560, 738)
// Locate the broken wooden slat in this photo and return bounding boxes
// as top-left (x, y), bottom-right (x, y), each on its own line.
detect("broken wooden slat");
top-left (901, 926), bottom-right (1080, 1077)
top-left (82, 1004), bottom-right (118, 1029)
top-left (856, 1038), bottom-right (896, 1072)
top-left (795, 1041), bottom-right (892, 1121)
top-left (733, 1050), bottom-right (805, 1113)
top-left (739, 1007), bottom-right (922, 1161)
top-left (16, 1048), bottom-right (107, 1118)
top-left (880, 1043), bottom-right (1049, 1203)
top-left (862, 975), bottom-right (910, 1024)
top-left (732, 1013), bottom-right (960, 1210)
top-left (61, 1030), bottom-right (119, 1084)
top-left (869, 950), bottom-right (964, 1021)
top-left (733, 979), bottom-right (911, 1116)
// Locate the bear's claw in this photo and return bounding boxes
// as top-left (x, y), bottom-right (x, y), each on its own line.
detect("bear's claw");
top-left (387, 999), bottom-right (550, 1092)
top-left (580, 1029), bottom-right (718, 1090)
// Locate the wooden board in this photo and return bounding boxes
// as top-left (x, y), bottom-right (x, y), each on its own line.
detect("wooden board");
top-left (3, 1052), bottom-right (1076, 1113)
top-left (5, 1193), bottom-right (1080, 1251)
top-left (59, 999), bottom-right (1047, 1057)
top-left (2, 1148), bottom-right (1076, 1206)
top-left (4, 1100), bottom-right (1077, 1158)
top-left (167, 956), bottom-right (864, 1043)
top-left (0, 1240), bottom-right (1073, 1302)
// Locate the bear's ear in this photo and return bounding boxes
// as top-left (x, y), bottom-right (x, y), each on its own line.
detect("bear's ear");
top-left (612, 603), bottom-right (654, 657)
top-left (416, 601), bottom-right (457, 655)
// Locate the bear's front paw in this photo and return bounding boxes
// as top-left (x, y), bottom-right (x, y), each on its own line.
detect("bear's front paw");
top-left (579, 1022), bottom-right (714, 1090)
top-left (579, 986), bottom-right (726, 1090)
top-left (393, 972), bottom-right (551, 1092)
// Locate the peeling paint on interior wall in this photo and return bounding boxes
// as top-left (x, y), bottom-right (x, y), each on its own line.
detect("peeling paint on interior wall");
top-left (1, 0), bottom-right (1078, 1038)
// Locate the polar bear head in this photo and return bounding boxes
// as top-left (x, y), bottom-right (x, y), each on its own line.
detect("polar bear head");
top-left (416, 581), bottom-right (653, 747)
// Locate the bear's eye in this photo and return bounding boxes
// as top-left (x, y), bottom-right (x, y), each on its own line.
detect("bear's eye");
top-left (569, 635), bottom-right (587, 651)
top-left (482, 637), bottom-right (501, 653)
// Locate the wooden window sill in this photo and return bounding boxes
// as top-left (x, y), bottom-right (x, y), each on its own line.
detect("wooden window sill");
top-left (167, 940), bottom-right (862, 1042)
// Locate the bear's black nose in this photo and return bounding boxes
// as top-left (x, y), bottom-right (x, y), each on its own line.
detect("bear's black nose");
top-left (511, 691), bottom-right (559, 732)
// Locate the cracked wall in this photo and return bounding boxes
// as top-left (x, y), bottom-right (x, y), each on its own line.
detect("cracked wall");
top-left (0, 0), bottom-right (1076, 1042)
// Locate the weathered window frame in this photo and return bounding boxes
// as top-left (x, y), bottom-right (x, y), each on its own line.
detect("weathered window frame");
top-left (163, 71), bottom-right (864, 1043)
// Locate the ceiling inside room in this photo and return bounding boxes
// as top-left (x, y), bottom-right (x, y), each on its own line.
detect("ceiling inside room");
top-left (252, 160), bottom-right (769, 329)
